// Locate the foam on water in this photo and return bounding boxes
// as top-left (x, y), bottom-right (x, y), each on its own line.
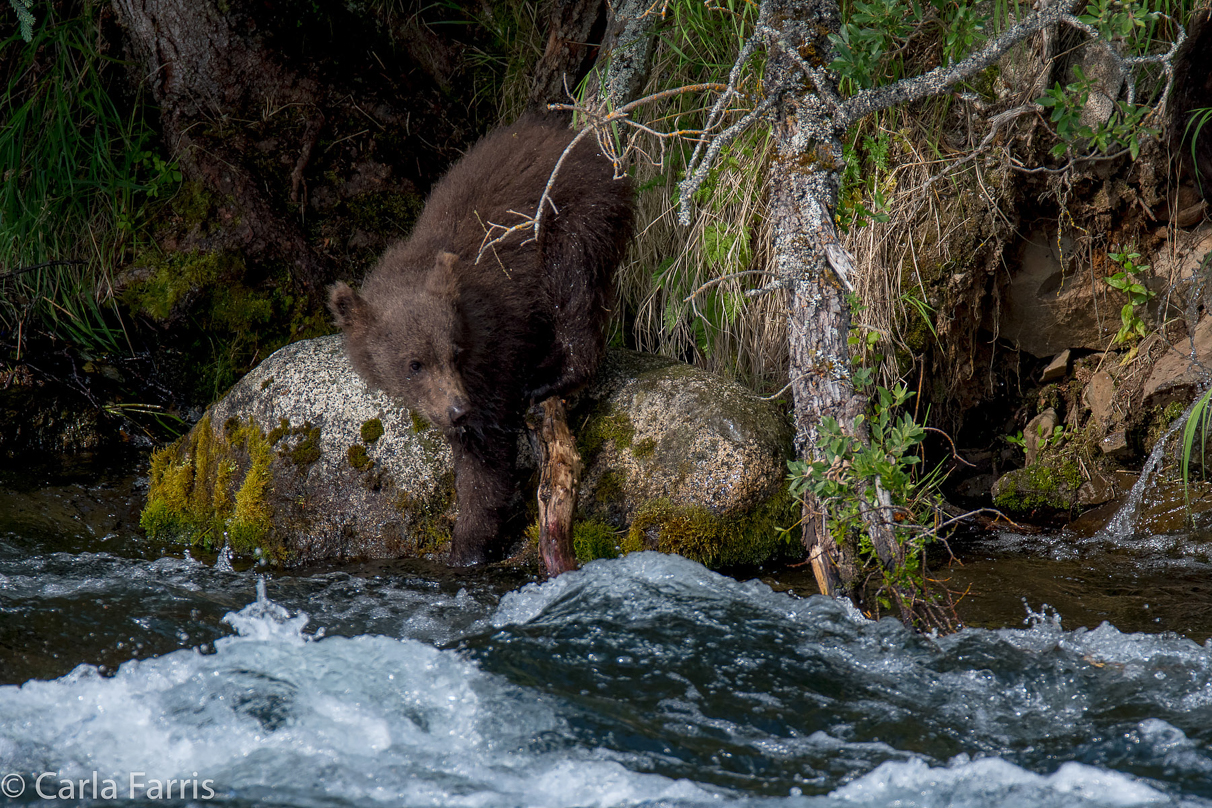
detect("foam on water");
top-left (830, 756), bottom-right (1175, 807)
top-left (2, 553), bottom-right (1212, 807)
top-left (0, 574), bottom-right (712, 807)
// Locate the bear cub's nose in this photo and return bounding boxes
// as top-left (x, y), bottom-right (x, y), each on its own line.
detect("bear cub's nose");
top-left (448, 401), bottom-right (470, 425)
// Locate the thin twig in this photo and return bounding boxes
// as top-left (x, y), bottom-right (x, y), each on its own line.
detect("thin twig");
top-left (923, 426), bottom-right (975, 467)
top-left (0, 259), bottom-right (85, 279)
top-left (682, 269), bottom-right (779, 301)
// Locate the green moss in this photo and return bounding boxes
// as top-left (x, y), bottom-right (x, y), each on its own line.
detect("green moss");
top-left (1037, 384), bottom-right (1063, 413)
top-left (288, 423), bottom-right (322, 466)
top-left (213, 459), bottom-right (235, 513)
top-left (347, 189), bottom-right (423, 235)
top-left (1143, 400), bottom-right (1189, 454)
top-left (140, 413), bottom-right (290, 562)
top-left (595, 468), bottom-right (628, 503)
top-left (348, 443), bottom-right (372, 470)
top-left (127, 250), bottom-right (246, 322)
top-left (170, 181), bottom-right (220, 228)
top-left (267, 418), bottom-right (290, 445)
top-left (141, 414), bottom-right (215, 544)
top-left (622, 486), bottom-right (798, 568)
top-left (361, 417), bottom-right (385, 443)
top-left (410, 411), bottom-right (430, 433)
top-left (902, 311), bottom-right (934, 353)
top-left (394, 469), bottom-right (456, 554)
top-left (633, 437), bottom-right (657, 459)
top-left (122, 190), bottom-right (336, 409)
top-left (992, 463), bottom-right (1078, 513)
top-left (228, 420), bottom-right (275, 554)
top-left (579, 406), bottom-right (635, 457)
top-left (573, 518), bottom-right (622, 563)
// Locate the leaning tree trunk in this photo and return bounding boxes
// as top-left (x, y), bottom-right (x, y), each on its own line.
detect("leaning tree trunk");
top-left (528, 0), bottom-right (608, 112)
top-left (760, 0), bottom-right (865, 598)
top-left (110, 0), bottom-right (459, 293)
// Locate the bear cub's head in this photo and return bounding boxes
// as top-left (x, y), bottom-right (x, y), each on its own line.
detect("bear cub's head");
top-left (329, 251), bottom-right (472, 432)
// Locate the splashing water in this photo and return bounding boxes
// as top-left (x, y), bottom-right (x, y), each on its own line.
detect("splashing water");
top-left (2, 553), bottom-right (1212, 807)
top-left (1103, 398), bottom-right (1202, 541)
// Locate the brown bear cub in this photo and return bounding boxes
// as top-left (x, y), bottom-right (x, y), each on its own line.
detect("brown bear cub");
top-left (329, 117), bottom-right (634, 565)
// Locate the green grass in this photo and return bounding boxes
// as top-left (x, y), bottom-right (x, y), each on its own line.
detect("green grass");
top-left (0, 2), bottom-right (178, 358)
top-left (1184, 106), bottom-right (1212, 193)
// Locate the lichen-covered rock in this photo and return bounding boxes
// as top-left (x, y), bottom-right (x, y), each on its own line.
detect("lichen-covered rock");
top-left (570, 351), bottom-right (796, 568)
top-left (141, 335), bottom-right (455, 563)
top-left (142, 338), bottom-right (796, 568)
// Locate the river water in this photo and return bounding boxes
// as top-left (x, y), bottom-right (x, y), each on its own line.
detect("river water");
top-left (2, 456), bottom-right (1212, 807)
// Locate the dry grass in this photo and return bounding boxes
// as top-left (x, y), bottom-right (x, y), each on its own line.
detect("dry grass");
top-left (608, 4), bottom-right (788, 396)
top-left (615, 125), bottom-right (789, 394)
top-left (840, 105), bottom-right (1021, 399)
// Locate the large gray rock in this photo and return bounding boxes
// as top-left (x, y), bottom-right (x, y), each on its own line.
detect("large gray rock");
top-left (577, 351), bottom-right (791, 517)
top-left (141, 336), bottom-right (794, 567)
top-left (142, 335), bottom-right (455, 563)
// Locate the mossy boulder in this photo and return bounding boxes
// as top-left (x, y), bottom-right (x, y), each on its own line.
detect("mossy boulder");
top-left (142, 338), bottom-right (796, 567)
top-left (991, 462), bottom-right (1082, 516)
top-left (142, 335), bottom-right (455, 563)
top-left (570, 350), bottom-right (796, 567)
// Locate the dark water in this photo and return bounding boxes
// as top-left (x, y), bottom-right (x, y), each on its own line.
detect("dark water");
top-left (2, 456), bottom-right (1212, 807)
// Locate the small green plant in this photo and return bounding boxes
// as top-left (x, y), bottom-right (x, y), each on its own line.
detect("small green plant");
top-left (1103, 249), bottom-right (1155, 345)
top-left (829, 0), bottom-right (920, 92)
top-left (1183, 106), bottom-right (1212, 193)
top-left (1036, 68), bottom-right (1159, 160)
top-left (1040, 424), bottom-right (1067, 450)
top-left (837, 129), bottom-right (895, 231)
top-left (848, 325), bottom-right (885, 369)
top-left (1005, 430), bottom-right (1026, 451)
top-left (1180, 385), bottom-right (1212, 510)
top-left (1078, 0), bottom-right (1159, 43)
top-left (786, 381), bottom-right (953, 627)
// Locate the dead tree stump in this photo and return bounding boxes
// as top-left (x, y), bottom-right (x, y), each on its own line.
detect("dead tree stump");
top-left (529, 397), bottom-right (581, 577)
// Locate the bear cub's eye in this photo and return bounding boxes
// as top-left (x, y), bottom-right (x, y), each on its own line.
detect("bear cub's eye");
top-left (409, 360), bottom-right (423, 373)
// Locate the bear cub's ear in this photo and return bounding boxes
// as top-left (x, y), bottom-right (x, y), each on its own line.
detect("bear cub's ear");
top-left (425, 251), bottom-right (461, 300)
top-left (328, 282), bottom-right (369, 329)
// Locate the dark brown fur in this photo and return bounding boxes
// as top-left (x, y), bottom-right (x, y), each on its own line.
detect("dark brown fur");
top-left (329, 117), bottom-right (634, 564)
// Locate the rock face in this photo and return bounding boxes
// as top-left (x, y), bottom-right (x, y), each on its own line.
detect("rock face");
top-left (141, 336), bottom-right (795, 568)
top-left (996, 229), bottom-right (1120, 357)
top-left (1023, 407), bottom-right (1059, 466)
top-left (992, 464), bottom-right (1080, 515)
top-left (1142, 316), bottom-right (1212, 408)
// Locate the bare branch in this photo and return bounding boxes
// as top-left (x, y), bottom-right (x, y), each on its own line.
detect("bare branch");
top-left (745, 278), bottom-right (791, 298)
top-left (919, 103), bottom-right (1041, 193)
top-left (677, 94), bottom-right (780, 225)
top-left (1060, 12), bottom-right (1186, 109)
top-left (837, 0), bottom-right (1084, 130)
